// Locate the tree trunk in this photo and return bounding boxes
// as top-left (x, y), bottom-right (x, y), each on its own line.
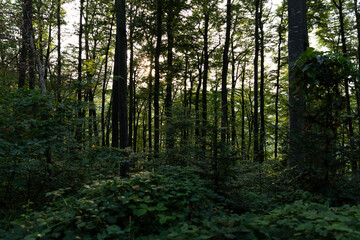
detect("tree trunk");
top-left (101, 14), bottom-right (114, 146)
top-left (221, 0), bottom-right (231, 144)
top-left (288, 0), bottom-right (308, 167)
top-left (165, 1), bottom-right (174, 151)
top-left (253, 0), bottom-right (260, 161)
top-left (241, 64), bottom-right (246, 157)
top-left (148, 53), bottom-right (153, 151)
top-left (129, 5), bottom-right (136, 148)
top-left (57, 0), bottom-right (61, 101)
top-left (202, 12), bottom-right (209, 149)
top-left (275, 5), bottom-right (284, 160)
top-left (195, 52), bottom-right (203, 139)
top-left (259, 0), bottom-right (265, 163)
top-left (230, 42), bottom-right (236, 146)
top-left (154, 0), bottom-right (162, 156)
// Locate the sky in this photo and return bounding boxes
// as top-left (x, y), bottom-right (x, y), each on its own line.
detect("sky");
top-left (62, 0), bottom-right (283, 48)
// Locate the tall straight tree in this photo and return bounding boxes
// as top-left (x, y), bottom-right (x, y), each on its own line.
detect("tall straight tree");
top-left (165, 0), bottom-right (175, 151)
top-left (112, 0), bottom-right (129, 176)
top-left (202, 2), bottom-right (210, 149)
top-left (274, 2), bottom-right (285, 160)
top-left (288, 0), bottom-right (308, 167)
top-left (57, 0), bottom-right (61, 101)
top-left (221, 0), bottom-right (231, 144)
top-left (259, 0), bottom-right (265, 163)
top-left (354, 0), bottom-right (360, 132)
top-left (154, 0), bottom-right (162, 156)
top-left (253, 0), bottom-right (260, 161)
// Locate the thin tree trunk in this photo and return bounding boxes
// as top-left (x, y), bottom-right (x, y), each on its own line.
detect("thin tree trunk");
top-left (221, 0), bottom-right (231, 144)
top-left (230, 42), bottom-right (236, 146)
top-left (154, 0), bottom-right (162, 156)
top-left (195, 52), bottom-right (203, 139)
top-left (148, 53), bottom-right (153, 151)
top-left (57, 0), bottom-right (61, 101)
top-left (165, 1), bottom-right (174, 151)
top-left (202, 12), bottom-right (209, 149)
top-left (253, 0), bottom-right (260, 161)
top-left (129, 5), bottom-right (136, 148)
top-left (101, 14), bottom-right (114, 146)
top-left (259, 0), bottom-right (265, 163)
top-left (275, 6), bottom-right (284, 160)
top-left (241, 64), bottom-right (246, 157)
top-left (354, 0), bottom-right (360, 134)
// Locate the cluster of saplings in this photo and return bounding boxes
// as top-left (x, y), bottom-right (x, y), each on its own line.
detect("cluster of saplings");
top-left (1, 49), bottom-right (360, 239)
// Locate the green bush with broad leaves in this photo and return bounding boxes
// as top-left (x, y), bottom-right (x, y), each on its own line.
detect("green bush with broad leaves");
top-left (2, 167), bottom-right (360, 240)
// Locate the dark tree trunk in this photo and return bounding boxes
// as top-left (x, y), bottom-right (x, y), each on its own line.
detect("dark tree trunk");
top-left (57, 0), bottom-right (61, 101)
top-left (354, 0), bottom-right (360, 134)
top-left (288, 0), bottom-right (308, 167)
top-left (116, 0), bottom-right (129, 176)
top-left (202, 12), bottom-right (209, 149)
top-left (165, 1), bottom-right (174, 151)
top-left (76, 0), bottom-right (84, 144)
top-left (154, 0), bottom-right (162, 156)
top-left (195, 52), bottom-right (203, 139)
top-left (221, 0), bottom-right (231, 144)
top-left (253, 0), bottom-right (260, 161)
top-left (101, 15), bottom-right (114, 146)
top-left (129, 5), bottom-right (136, 148)
top-left (259, 0), bottom-right (265, 163)
top-left (241, 64), bottom-right (246, 157)
top-left (230, 42), bottom-right (236, 146)
top-left (275, 6), bottom-right (285, 160)
top-left (148, 53), bottom-right (153, 151)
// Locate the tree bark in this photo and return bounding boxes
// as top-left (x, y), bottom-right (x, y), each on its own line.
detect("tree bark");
top-left (288, 0), bottom-right (308, 167)
top-left (221, 0), bottom-right (231, 144)
top-left (253, 0), bottom-right (260, 161)
top-left (154, 0), bottom-right (162, 156)
top-left (165, 1), bottom-right (174, 151)
top-left (202, 11), bottom-right (209, 149)
top-left (275, 6), bottom-right (284, 160)
top-left (57, 0), bottom-right (61, 101)
top-left (259, 0), bottom-right (265, 163)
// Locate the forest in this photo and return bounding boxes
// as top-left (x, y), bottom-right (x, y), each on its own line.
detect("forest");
top-left (2, 0), bottom-right (360, 238)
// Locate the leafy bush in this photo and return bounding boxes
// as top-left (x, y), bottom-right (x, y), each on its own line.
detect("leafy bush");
top-left (0, 167), bottom-right (227, 239)
top-left (3, 166), bottom-right (360, 240)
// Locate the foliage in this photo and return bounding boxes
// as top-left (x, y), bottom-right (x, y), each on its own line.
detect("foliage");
top-left (0, 88), bottom-right (80, 212)
top-left (291, 48), bottom-right (357, 189)
top-left (3, 167), bottom-right (360, 239)
top-left (0, 167), bottom-right (225, 239)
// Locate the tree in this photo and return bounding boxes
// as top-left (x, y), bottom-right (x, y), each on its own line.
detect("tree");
top-left (221, 0), bottom-right (231, 144)
top-left (253, 0), bottom-right (260, 161)
top-left (287, 0), bottom-right (308, 167)
top-left (154, 0), bottom-right (162, 156)
top-left (112, 0), bottom-right (129, 176)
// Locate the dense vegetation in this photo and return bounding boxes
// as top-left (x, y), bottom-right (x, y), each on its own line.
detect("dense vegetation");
top-left (2, 0), bottom-right (360, 239)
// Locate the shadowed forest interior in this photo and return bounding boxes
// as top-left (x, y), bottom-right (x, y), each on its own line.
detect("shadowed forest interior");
top-left (2, 0), bottom-right (360, 239)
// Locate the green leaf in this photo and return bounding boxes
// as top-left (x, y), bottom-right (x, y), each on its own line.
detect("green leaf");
top-left (134, 208), bottom-right (147, 216)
